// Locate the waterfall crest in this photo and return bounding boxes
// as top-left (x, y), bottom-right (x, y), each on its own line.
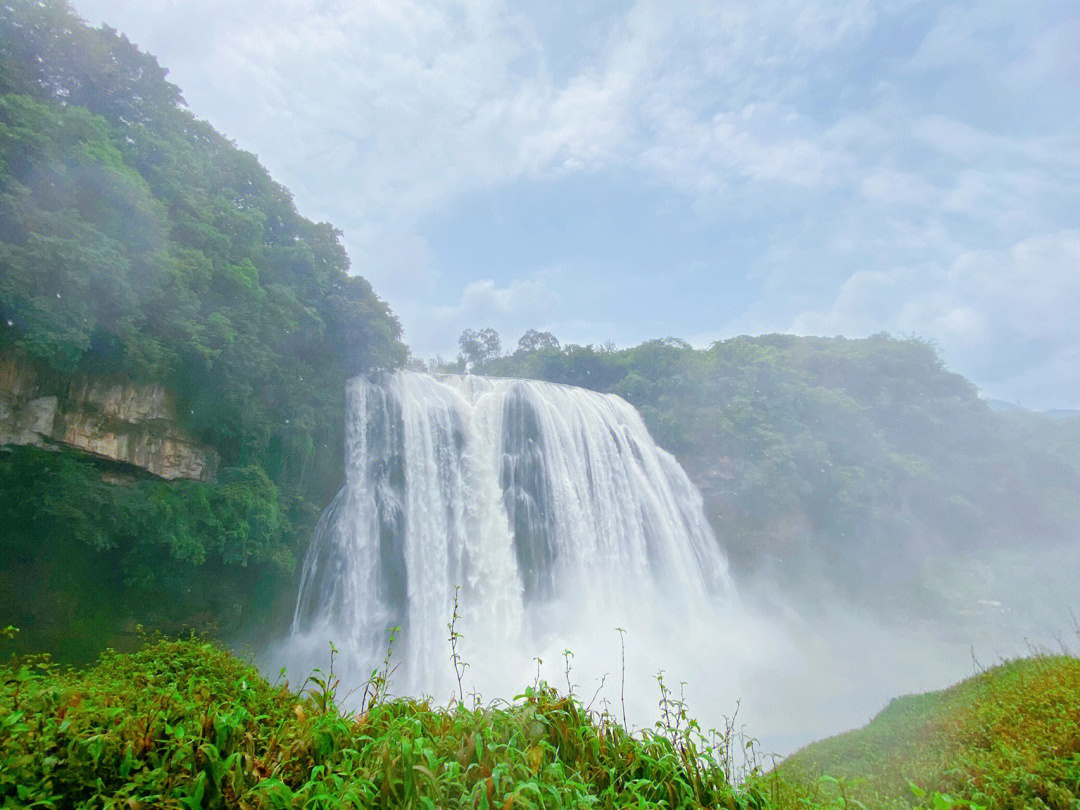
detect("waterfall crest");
top-left (288, 371), bottom-right (733, 703)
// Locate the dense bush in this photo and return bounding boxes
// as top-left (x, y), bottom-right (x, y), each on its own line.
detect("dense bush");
top-left (0, 445), bottom-right (295, 659)
top-left (0, 637), bottom-right (770, 809)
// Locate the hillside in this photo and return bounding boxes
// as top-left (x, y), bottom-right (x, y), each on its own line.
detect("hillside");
top-left (768, 654), bottom-right (1080, 809)
top-left (478, 334), bottom-right (1080, 615)
top-left (0, 0), bottom-right (406, 658)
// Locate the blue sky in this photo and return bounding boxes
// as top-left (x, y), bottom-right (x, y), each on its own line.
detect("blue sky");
top-left (74, 1), bottom-right (1079, 408)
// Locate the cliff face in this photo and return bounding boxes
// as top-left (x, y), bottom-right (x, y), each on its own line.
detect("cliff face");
top-left (0, 355), bottom-right (217, 481)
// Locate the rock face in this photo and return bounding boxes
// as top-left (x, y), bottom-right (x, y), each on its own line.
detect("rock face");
top-left (0, 354), bottom-right (217, 481)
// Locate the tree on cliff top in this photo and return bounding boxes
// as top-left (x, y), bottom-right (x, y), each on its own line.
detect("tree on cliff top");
top-left (458, 327), bottom-right (501, 371)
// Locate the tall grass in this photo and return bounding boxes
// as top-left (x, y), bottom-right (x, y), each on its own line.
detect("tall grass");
top-left (0, 635), bottom-right (769, 809)
top-left (5, 629), bottom-right (1080, 808)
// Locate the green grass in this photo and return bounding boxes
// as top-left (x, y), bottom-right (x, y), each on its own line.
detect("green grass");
top-left (4, 638), bottom-right (1079, 809)
top-left (0, 637), bottom-right (769, 809)
top-left (765, 654), bottom-right (1080, 809)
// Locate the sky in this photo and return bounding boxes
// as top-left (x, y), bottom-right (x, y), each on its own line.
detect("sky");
top-left (73, 0), bottom-right (1080, 408)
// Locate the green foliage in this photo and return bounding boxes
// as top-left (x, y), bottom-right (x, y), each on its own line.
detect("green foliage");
top-left (0, 9), bottom-right (407, 462)
top-left (480, 334), bottom-right (1080, 611)
top-left (3, 639), bottom-right (1077, 809)
top-left (0, 0), bottom-right (407, 470)
top-left (0, 0), bottom-right (408, 655)
top-left (0, 637), bottom-right (772, 809)
top-left (0, 445), bottom-right (292, 660)
top-left (766, 655), bottom-right (1080, 809)
top-left (457, 327), bottom-right (501, 372)
top-left (513, 329), bottom-right (559, 357)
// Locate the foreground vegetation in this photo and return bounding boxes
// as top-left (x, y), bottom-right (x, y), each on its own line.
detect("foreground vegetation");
top-left (0, 637), bottom-right (771, 809)
top-left (3, 637), bottom-right (1079, 808)
top-left (774, 654), bottom-right (1080, 809)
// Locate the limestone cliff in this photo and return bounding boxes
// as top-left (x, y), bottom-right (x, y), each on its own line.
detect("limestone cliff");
top-left (0, 354), bottom-right (217, 481)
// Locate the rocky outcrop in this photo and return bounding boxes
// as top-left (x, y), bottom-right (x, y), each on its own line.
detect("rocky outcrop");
top-left (0, 354), bottom-right (217, 481)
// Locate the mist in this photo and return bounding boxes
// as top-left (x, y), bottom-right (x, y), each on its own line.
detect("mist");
top-left (3, 3), bottom-right (1079, 806)
top-left (264, 368), bottom-right (1080, 760)
top-left (271, 525), bottom-right (1080, 761)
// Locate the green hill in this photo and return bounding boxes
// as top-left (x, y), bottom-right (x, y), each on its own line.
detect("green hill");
top-left (0, 0), bottom-right (406, 659)
top-left (767, 654), bottom-right (1080, 809)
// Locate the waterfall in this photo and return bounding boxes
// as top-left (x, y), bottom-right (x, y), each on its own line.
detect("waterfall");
top-left (286, 371), bottom-right (735, 710)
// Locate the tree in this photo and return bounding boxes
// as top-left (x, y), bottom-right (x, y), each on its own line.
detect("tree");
top-left (458, 327), bottom-right (501, 371)
top-left (514, 329), bottom-right (560, 357)
top-left (0, 0), bottom-right (410, 656)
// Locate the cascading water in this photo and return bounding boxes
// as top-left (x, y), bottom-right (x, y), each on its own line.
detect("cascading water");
top-left (271, 369), bottom-right (1073, 756)
top-left (284, 371), bottom-right (737, 716)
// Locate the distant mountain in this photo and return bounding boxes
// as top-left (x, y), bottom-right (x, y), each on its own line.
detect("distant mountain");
top-left (984, 398), bottom-right (1025, 412)
top-left (985, 398), bottom-right (1080, 419)
top-left (1046, 409), bottom-right (1080, 419)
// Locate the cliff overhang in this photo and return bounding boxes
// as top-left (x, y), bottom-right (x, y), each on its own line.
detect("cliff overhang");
top-left (0, 353), bottom-right (217, 481)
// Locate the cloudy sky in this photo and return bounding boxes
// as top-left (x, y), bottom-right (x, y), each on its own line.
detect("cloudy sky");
top-left (74, 1), bottom-right (1079, 408)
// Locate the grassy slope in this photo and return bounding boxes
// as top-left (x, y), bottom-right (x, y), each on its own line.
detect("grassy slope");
top-left (768, 655), bottom-right (1080, 809)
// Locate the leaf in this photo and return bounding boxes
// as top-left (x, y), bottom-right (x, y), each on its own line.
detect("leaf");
top-left (179, 772), bottom-right (207, 810)
top-left (413, 764), bottom-right (437, 783)
top-left (3, 711), bottom-right (25, 727)
top-left (528, 745), bottom-right (544, 773)
top-left (120, 745), bottom-right (136, 778)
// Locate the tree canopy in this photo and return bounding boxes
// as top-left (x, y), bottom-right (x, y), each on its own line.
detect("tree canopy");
top-left (514, 328), bottom-right (559, 357)
top-left (457, 327), bottom-right (501, 370)
top-left (0, 0), bottom-right (407, 657)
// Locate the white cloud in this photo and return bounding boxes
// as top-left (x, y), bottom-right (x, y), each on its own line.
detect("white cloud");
top-left (406, 277), bottom-right (560, 356)
top-left (75, 0), bottom-right (883, 223)
top-left (860, 167), bottom-right (937, 206)
top-left (446, 278), bottom-right (560, 320)
top-left (70, 0), bottom-right (1080, 404)
top-left (789, 230), bottom-right (1080, 408)
top-left (952, 231), bottom-right (1080, 342)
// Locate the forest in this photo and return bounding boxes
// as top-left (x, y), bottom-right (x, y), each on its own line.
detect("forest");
top-left (0, 0), bottom-right (406, 656)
